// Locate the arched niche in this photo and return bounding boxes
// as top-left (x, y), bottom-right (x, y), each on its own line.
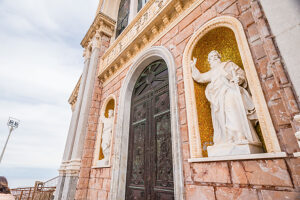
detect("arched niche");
top-left (110, 46), bottom-right (185, 200)
top-left (182, 16), bottom-right (281, 158)
top-left (92, 95), bottom-right (116, 168)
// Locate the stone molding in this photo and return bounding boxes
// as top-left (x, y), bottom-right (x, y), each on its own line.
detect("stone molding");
top-left (293, 152), bottom-right (300, 157)
top-left (110, 46), bottom-right (184, 200)
top-left (58, 159), bottom-right (81, 177)
top-left (188, 152), bottom-right (287, 163)
top-left (68, 76), bottom-right (82, 111)
top-left (81, 12), bottom-right (116, 48)
top-left (92, 94), bottom-right (116, 168)
top-left (58, 161), bottom-right (69, 176)
top-left (98, 0), bottom-right (196, 82)
top-left (182, 16), bottom-right (281, 158)
top-left (294, 114), bottom-right (300, 148)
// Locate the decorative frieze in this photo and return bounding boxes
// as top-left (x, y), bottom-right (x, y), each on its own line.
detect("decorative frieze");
top-left (98, 0), bottom-right (190, 82)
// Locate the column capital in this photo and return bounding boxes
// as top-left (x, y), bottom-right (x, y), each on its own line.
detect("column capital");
top-left (81, 12), bottom-right (116, 49)
top-left (91, 31), bottom-right (102, 50)
top-left (83, 47), bottom-right (91, 60)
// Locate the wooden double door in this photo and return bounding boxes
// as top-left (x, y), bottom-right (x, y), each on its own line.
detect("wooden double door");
top-left (125, 60), bottom-right (174, 200)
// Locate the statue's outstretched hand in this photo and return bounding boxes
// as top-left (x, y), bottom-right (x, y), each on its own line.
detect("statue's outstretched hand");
top-left (190, 57), bottom-right (197, 70)
top-left (190, 57), bottom-right (201, 82)
top-left (190, 57), bottom-right (211, 83)
top-left (190, 57), bottom-right (200, 79)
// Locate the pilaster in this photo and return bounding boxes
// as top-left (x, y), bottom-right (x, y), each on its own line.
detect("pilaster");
top-left (54, 49), bottom-right (91, 200)
top-left (55, 12), bottom-right (115, 200)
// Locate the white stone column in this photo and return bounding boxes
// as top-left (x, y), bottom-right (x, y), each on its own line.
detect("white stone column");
top-left (64, 50), bottom-right (91, 162)
top-left (71, 32), bottom-right (101, 161)
top-left (54, 48), bottom-right (91, 200)
top-left (59, 32), bottom-right (102, 200)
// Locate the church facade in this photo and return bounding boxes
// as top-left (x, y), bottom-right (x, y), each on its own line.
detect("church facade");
top-left (55, 0), bottom-right (300, 199)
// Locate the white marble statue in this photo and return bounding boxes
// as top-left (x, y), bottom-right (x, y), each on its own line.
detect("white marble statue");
top-left (191, 50), bottom-right (263, 156)
top-left (99, 109), bottom-right (114, 165)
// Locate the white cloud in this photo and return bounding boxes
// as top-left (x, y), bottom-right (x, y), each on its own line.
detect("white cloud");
top-left (0, 0), bottom-right (99, 188)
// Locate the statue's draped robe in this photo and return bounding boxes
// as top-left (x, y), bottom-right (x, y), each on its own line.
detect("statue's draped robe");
top-left (101, 116), bottom-right (113, 159)
top-left (192, 61), bottom-right (260, 145)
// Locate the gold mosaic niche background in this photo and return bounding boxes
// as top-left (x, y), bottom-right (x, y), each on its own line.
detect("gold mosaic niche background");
top-left (99, 99), bottom-right (115, 160)
top-left (192, 27), bottom-right (244, 157)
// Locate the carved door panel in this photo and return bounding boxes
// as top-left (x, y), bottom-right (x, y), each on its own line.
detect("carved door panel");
top-left (126, 60), bottom-right (174, 200)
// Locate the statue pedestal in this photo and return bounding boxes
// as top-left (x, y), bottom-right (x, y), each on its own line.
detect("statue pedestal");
top-left (207, 142), bottom-right (263, 157)
top-left (96, 159), bottom-right (109, 167)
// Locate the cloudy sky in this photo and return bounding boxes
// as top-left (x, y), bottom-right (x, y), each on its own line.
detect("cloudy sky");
top-left (0, 0), bottom-right (98, 188)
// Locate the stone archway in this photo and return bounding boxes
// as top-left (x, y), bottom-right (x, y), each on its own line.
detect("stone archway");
top-left (125, 59), bottom-right (174, 199)
top-left (110, 46), bottom-right (185, 200)
top-left (182, 16), bottom-right (281, 159)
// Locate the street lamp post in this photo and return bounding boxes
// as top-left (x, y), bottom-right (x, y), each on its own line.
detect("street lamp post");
top-left (0, 117), bottom-right (20, 164)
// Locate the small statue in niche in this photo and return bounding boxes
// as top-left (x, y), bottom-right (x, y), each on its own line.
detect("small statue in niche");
top-left (190, 50), bottom-right (263, 156)
top-left (100, 109), bottom-right (114, 165)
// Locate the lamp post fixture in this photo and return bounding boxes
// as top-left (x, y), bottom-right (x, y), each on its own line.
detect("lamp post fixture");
top-left (0, 117), bottom-right (20, 164)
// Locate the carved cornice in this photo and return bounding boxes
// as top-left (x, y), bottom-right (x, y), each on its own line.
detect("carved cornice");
top-left (81, 12), bottom-right (116, 48)
top-left (68, 76), bottom-right (81, 111)
top-left (98, 0), bottom-right (193, 82)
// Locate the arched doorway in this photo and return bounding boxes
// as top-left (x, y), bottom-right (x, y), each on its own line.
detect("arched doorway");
top-left (125, 59), bottom-right (174, 199)
top-left (110, 47), bottom-right (184, 200)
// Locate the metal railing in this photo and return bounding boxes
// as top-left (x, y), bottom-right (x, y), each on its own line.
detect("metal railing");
top-left (11, 177), bottom-right (58, 200)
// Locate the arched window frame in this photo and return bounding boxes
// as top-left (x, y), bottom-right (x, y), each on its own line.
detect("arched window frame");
top-left (137, 0), bottom-right (149, 12)
top-left (92, 94), bottom-right (116, 168)
top-left (182, 16), bottom-right (283, 161)
top-left (116, 0), bottom-right (131, 37)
